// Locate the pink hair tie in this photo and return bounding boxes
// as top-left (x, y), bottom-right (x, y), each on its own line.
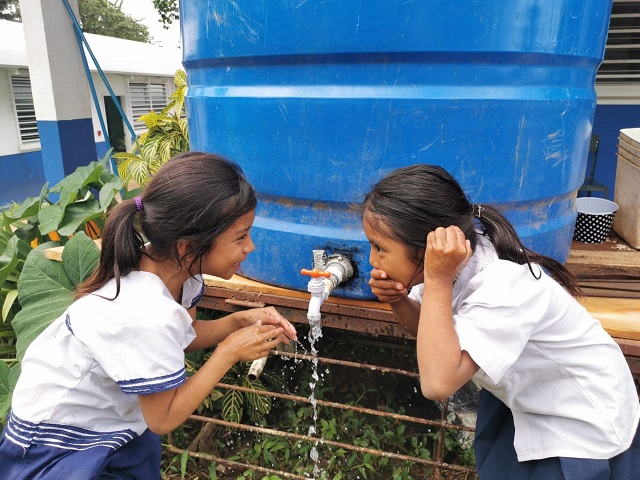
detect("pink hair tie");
top-left (134, 197), bottom-right (143, 212)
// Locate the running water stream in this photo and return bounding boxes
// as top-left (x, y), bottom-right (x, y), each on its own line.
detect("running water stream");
top-left (307, 315), bottom-right (323, 479)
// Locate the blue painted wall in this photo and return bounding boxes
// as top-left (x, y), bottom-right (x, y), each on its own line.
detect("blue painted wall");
top-left (0, 138), bottom-right (107, 207)
top-left (591, 104), bottom-right (640, 201)
top-left (0, 150), bottom-right (46, 206)
top-left (95, 140), bottom-right (108, 159)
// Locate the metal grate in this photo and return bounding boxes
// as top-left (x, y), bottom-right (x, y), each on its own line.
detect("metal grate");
top-left (128, 81), bottom-right (169, 132)
top-left (166, 301), bottom-right (479, 478)
top-left (10, 74), bottom-right (40, 145)
top-left (598, 0), bottom-right (640, 83)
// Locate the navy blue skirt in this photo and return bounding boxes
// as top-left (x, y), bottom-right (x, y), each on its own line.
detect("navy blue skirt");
top-left (474, 389), bottom-right (640, 480)
top-left (0, 428), bottom-right (161, 479)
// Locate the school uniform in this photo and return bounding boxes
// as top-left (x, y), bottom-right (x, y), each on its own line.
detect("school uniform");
top-left (408, 234), bottom-right (640, 479)
top-left (0, 271), bottom-right (205, 479)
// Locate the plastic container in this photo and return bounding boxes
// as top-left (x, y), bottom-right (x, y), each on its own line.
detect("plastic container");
top-left (180, 0), bottom-right (613, 298)
top-left (573, 197), bottom-right (619, 244)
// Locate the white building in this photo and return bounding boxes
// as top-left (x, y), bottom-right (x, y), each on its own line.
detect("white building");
top-left (0, 19), bottom-right (183, 205)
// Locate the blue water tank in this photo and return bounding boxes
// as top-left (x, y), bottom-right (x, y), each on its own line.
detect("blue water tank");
top-left (180, 0), bottom-right (612, 299)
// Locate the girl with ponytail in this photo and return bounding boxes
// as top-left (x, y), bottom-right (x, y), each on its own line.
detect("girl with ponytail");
top-left (1, 152), bottom-right (297, 479)
top-left (361, 164), bottom-right (639, 479)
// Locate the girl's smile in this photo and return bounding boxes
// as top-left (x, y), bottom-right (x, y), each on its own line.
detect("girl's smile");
top-left (202, 210), bottom-right (256, 279)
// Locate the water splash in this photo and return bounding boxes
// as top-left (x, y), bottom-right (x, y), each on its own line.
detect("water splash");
top-left (307, 315), bottom-right (323, 479)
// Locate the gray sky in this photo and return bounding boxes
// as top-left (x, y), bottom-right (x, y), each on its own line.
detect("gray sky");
top-left (119, 0), bottom-right (181, 48)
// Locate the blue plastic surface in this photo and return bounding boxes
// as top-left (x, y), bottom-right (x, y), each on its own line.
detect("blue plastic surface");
top-left (179, 0), bottom-right (612, 299)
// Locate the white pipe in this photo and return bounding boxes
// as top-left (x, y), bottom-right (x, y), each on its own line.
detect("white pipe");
top-left (248, 356), bottom-right (268, 381)
top-left (307, 291), bottom-right (326, 322)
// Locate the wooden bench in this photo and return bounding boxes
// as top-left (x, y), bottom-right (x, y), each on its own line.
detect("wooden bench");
top-left (44, 242), bottom-right (640, 373)
top-left (201, 273), bottom-right (640, 374)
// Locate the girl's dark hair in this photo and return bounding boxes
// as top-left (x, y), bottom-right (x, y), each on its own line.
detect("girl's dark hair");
top-left (361, 164), bottom-right (582, 297)
top-left (76, 151), bottom-right (257, 299)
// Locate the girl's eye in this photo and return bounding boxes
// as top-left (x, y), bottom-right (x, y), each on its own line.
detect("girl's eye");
top-left (373, 243), bottom-right (384, 254)
top-left (237, 234), bottom-right (248, 241)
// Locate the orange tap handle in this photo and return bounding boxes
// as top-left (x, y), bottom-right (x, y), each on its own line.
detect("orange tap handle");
top-left (300, 268), bottom-right (331, 278)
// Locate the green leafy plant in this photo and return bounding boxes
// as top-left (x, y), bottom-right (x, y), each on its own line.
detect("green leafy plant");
top-left (0, 233), bottom-right (100, 423)
top-left (12, 234), bottom-right (100, 361)
top-left (218, 360), bottom-right (285, 426)
top-left (0, 228), bottom-right (31, 362)
top-left (114, 69), bottom-right (189, 189)
top-left (0, 151), bottom-right (120, 352)
top-left (0, 153), bottom-right (120, 424)
top-left (163, 327), bottom-right (478, 479)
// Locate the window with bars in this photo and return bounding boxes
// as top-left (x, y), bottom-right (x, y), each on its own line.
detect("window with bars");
top-left (10, 74), bottom-right (40, 146)
top-left (128, 81), bottom-right (169, 132)
top-left (598, 0), bottom-right (640, 83)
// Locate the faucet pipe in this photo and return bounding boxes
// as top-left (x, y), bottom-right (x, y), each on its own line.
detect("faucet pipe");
top-left (301, 252), bottom-right (355, 321)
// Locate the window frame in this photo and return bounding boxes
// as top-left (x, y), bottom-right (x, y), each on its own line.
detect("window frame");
top-left (597, 0), bottom-right (640, 85)
top-left (8, 71), bottom-right (41, 150)
top-left (126, 78), bottom-right (171, 134)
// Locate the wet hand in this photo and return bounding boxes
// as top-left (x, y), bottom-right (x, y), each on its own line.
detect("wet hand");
top-left (368, 268), bottom-right (408, 303)
top-left (221, 321), bottom-right (285, 363)
top-left (237, 306), bottom-right (297, 344)
top-left (425, 226), bottom-right (472, 284)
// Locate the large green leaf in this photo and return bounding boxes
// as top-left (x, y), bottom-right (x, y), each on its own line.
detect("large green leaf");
top-left (61, 232), bottom-right (100, 288)
top-left (4, 196), bottom-right (41, 223)
top-left (57, 198), bottom-right (102, 237)
top-left (12, 242), bottom-right (74, 362)
top-left (2, 289), bottom-right (18, 322)
top-left (243, 377), bottom-right (272, 415)
top-left (37, 204), bottom-right (65, 236)
top-left (0, 362), bottom-right (20, 424)
top-left (0, 360), bottom-right (11, 420)
top-left (0, 236), bottom-right (19, 287)
top-left (98, 177), bottom-right (123, 210)
top-left (222, 388), bottom-right (244, 423)
top-left (48, 159), bottom-right (105, 194)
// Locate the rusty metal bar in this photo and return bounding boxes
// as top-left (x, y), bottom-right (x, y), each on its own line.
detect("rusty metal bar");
top-left (182, 415), bottom-right (476, 475)
top-left (275, 349), bottom-right (420, 379)
top-left (433, 398), bottom-right (450, 479)
top-left (165, 441), bottom-right (308, 480)
top-left (217, 382), bottom-right (473, 433)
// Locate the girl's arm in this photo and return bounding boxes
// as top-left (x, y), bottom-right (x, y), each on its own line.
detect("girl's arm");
top-left (138, 322), bottom-right (284, 434)
top-left (417, 226), bottom-right (479, 401)
top-left (389, 297), bottom-right (421, 337)
top-left (186, 306), bottom-right (297, 352)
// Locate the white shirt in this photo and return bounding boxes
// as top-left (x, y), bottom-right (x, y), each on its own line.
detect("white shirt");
top-left (409, 235), bottom-right (640, 461)
top-left (6, 272), bottom-right (203, 451)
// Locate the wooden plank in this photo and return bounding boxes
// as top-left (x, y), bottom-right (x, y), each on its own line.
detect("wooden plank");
top-left (578, 296), bottom-right (640, 341)
top-left (43, 250), bottom-right (639, 341)
top-left (204, 275), bottom-right (640, 342)
top-left (203, 274), bottom-right (392, 312)
top-left (565, 239), bottom-right (640, 279)
top-left (44, 239), bottom-right (102, 262)
top-left (45, 246), bottom-right (64, 261)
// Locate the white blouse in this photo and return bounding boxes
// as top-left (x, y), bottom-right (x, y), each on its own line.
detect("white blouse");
top-left (409, 235), bottom-right (640, 461)
top-left (7, 271), bottom-right (203, 451)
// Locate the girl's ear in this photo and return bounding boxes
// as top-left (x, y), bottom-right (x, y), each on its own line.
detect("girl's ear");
top-left (176, 240), bottom-right (189, 258)
top-left (409, 244), bottom-right (425, 266)
top-left (176, 240), bottom-right (194, 268)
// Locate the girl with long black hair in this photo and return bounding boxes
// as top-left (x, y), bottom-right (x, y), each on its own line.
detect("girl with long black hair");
top-left (362, 164), bottom-right (639, 479)
top-left (1, 152), bottom-right (297, 479)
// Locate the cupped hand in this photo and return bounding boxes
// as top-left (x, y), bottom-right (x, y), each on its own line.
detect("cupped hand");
top-left (425, 226), bottom-right (473, 284)
top-left (368, 268), bottom-right (409, 303)
top-left (237, 306), bottom-right (297, 344)
top-left (220, 321), bottom-right (285, 363)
